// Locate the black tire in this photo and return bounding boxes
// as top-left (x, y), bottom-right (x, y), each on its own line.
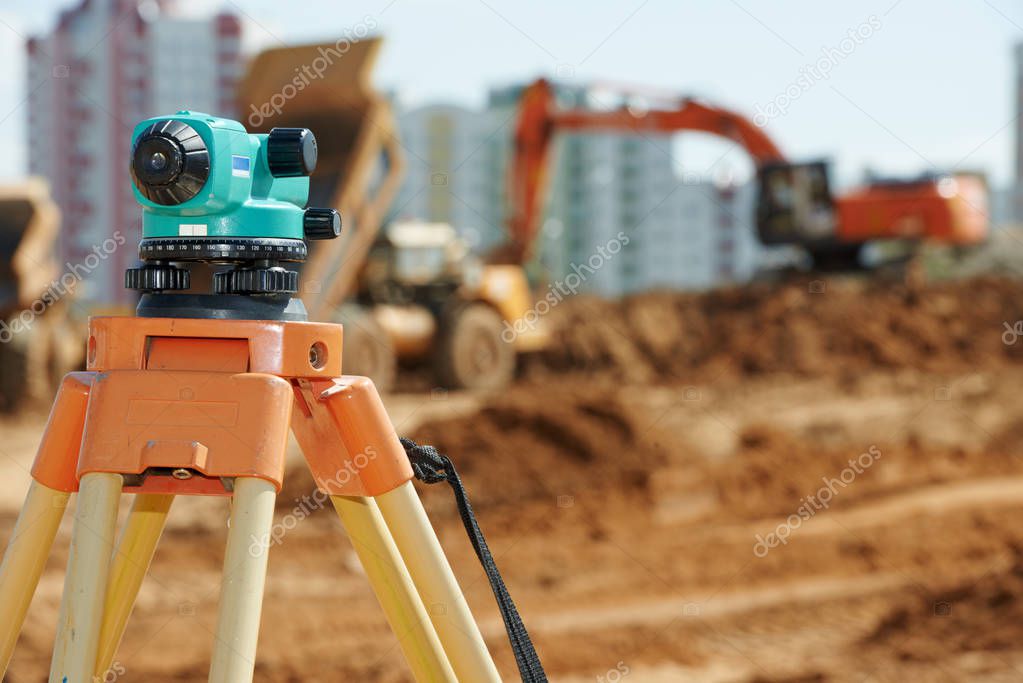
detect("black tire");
top-left (434, 302), bottom-right (515, 391)
top-left (0, 321), bottom-right (31, 412)
top-left (337, 306), bottom-right (397, 393)
top-left (808, 244), bottom-right (864, 271)
top-left (45, 312), bottom-right (85, 388)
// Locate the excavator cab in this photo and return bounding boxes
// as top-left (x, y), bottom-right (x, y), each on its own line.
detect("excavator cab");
top-left (757, 162), bottom-right (989, 269)
top-left (755, 160), bottom-right (837, 246)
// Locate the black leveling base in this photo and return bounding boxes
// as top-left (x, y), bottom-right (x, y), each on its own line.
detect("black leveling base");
top-left (135, 292), bottom-right (308, 322)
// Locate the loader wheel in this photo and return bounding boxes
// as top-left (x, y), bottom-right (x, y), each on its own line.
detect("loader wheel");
top-left (0, 313), bottom-right (75, 411)
top-left (0, 322), bottom-right (31, 412)
top-left (808, 244), bottom-right (863, 271)
top-left (339, 307), bottom-right (397, 394)
top-left (434, 302), bottom-right (515, 391)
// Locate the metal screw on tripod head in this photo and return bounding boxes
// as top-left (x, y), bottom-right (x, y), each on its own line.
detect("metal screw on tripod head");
top-left (172, 468), bottom-right (193, 480)
top-left (309, 341), bottom-right (327, 370)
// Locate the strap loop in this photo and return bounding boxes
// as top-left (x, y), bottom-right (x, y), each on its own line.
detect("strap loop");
top-left (401, 437), bottom-right (548, 683)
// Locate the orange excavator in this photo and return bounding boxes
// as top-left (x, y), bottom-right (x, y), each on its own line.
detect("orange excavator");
top-left (502, 78), bottom-right (989, 269)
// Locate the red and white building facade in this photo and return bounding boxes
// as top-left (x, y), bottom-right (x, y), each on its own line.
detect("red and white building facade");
top-left (26, 0), bottom-right (241, 306)
top-left (1014, 41), bottom-right (1023, 224)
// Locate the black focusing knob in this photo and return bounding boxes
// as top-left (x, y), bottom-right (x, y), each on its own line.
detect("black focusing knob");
top-left (266, 128), bottom-right (317, 178)
top-left (303, 207), bottom-right (341, 240)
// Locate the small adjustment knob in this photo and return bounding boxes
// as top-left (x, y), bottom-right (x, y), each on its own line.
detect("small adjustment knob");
top-left (266, 128), bottom-right (317, 177)
top-left (304, 207), bottom-right (341, 240)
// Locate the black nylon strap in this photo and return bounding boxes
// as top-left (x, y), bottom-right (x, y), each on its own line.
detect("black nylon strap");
top-left (400, 437), bottom-right (548, 683)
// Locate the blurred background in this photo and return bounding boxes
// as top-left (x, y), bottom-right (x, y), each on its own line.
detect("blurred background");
top-left (1, 1), bottom-right (1023, 681)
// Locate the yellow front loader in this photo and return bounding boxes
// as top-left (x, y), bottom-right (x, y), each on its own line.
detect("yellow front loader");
top-left (238, 37), bottom-right (542, 392)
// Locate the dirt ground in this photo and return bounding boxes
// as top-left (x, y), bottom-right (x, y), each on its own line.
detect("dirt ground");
top-left (3, 275), bottom-right (1023, 681)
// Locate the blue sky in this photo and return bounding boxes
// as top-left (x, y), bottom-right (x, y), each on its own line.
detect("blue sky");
top-left (1, 0), bottom-right (1021, 188)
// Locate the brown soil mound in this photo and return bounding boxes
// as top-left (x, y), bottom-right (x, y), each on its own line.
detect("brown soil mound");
top-left (278, 384), bottom-right (673, 522)
top-left (411, 387), bottom-right (667, 512)
top-left (863, 548), bottom-right (1023, 660)
top-left (529, 276), bottom-right (1023, 383)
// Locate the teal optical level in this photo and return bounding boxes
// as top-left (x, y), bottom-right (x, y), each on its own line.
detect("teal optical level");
top-left (125, 112), bottom-right (340, 297)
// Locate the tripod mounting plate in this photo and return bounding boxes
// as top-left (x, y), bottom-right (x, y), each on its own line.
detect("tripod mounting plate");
top-left (86, 316), bottom-right (341, 378)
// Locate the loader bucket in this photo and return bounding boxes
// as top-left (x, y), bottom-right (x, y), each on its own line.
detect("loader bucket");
top-left (237, 37), bottom-right (405, 320)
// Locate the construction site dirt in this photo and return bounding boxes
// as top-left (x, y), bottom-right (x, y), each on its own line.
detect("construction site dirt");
top-left (3, 275), bottom-right (1023, 682)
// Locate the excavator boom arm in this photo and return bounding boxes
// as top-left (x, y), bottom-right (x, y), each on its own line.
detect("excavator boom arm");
top-left (506, 78), bottom-right (786, 263)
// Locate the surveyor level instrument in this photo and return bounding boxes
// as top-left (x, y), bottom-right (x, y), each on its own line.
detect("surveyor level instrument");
top-left (0, 113), bottom-right (545, 682)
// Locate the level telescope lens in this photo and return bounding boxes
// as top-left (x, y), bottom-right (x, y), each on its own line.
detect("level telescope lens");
top-left (130, 119), bottom-right (210, 206)
top-left (133, 136), bottom-right (183, 186)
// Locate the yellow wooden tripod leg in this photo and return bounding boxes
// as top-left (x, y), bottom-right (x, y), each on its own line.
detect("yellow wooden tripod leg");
top-left (377, 481), bottom-right (501, 682)
top-left (332, 495), bottom-right (457, 683)
top-left (49, 472), bottom-right (122, 683)
top-left (0, 480), bottom-right (70, 677)
top-left (209, 477), bottom-right (277, 683)
top-left (94, 493), bottom-right (174, 678)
